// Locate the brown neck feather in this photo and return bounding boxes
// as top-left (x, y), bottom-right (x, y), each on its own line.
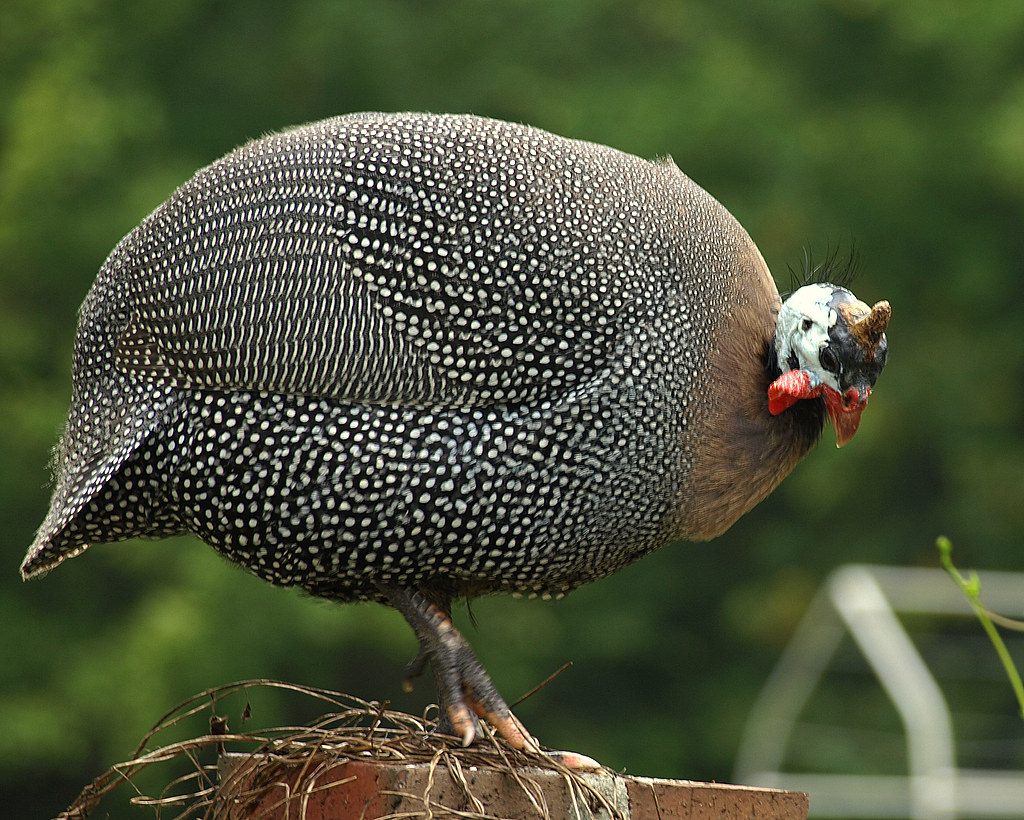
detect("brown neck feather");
top-left (674, 288), bottom-right (826, 541)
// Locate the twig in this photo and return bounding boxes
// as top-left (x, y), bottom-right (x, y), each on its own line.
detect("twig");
top-left (511, 662), bottom-right (573, 708)
top-left (937, 536), bottom-right (1024, 719)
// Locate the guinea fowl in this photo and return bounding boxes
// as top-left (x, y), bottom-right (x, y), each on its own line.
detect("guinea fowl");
top-left (21, 112), bottom-right (889, 754)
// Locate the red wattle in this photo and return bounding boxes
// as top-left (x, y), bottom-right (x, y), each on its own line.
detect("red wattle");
top-left (823, 385), bottom-right (868, 447)
top-left (767, 369), bottom-right (821, 415)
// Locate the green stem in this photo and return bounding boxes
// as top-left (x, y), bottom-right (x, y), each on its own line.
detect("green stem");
top-left (938, 536), bottom-right (1024, 720)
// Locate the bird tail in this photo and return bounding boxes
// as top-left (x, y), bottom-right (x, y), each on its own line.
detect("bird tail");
top-left (21, 436), bottom-right (134, 580)
top-left (21, 534), bottom-right (90, 580)
top-left (21, 461), bottom-right (100, 579)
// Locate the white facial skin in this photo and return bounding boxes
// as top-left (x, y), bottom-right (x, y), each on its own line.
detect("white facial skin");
top-left (774, 283), bottom-right (843, 393)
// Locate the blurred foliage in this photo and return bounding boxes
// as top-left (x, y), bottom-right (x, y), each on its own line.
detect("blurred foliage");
top-left (3, 0), bottom-right (1024, 816)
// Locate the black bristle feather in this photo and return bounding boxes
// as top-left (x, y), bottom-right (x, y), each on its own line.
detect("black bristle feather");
top-left (783, 243), bottom-right (860, 298)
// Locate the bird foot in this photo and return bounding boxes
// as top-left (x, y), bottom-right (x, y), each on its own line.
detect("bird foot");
top-left (430, 699), bottom-right (599, 769)
top-left (462, 694), bottom-right (540, 753)
top-left (385, 585), bottom-right (543, 754)
top-left (386, 586), bottom-right (601, 770)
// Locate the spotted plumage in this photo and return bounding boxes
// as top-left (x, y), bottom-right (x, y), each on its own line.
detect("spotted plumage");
top-left (22, 112), bottom-right (889, 752)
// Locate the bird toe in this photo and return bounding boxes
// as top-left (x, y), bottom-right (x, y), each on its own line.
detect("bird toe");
top-left (544, 750), bottom-right (603, 770)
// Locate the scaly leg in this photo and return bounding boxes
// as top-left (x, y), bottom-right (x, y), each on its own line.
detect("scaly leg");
top-left (383, 585), bottom-right (539, 752)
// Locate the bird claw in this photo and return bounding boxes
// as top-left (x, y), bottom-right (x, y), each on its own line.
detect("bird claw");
top-left (445, 700), bottom-right (479, 747)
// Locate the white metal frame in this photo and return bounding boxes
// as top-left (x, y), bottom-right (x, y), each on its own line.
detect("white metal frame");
top-left (734, 564), bottom-right (1024, 819)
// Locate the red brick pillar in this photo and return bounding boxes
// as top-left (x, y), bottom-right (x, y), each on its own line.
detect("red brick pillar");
top-left (216, 753), bottom-right (808, 819)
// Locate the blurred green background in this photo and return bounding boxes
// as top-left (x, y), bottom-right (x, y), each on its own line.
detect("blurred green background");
top-left (3, 0), bottom-right (1024, 816)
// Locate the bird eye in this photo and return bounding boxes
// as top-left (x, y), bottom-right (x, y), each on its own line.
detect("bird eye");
top-left (820, 346), bottom-right (840, 373)
top-left (801, 318), bottom-right (813, 332)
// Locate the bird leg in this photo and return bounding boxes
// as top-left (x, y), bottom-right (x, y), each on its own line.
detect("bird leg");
top-left (382, 585), bottom-right (540, 753)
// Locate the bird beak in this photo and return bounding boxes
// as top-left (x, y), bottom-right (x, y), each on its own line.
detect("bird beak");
top-left (823, 386), bottom-right (870, 448)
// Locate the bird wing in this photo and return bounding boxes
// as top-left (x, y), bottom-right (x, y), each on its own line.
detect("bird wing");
top-left (112, 114), bottom-right (652, 407)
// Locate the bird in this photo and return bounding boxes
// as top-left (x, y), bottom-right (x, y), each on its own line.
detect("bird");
top-left (21, 112), bottom-right (890, 755)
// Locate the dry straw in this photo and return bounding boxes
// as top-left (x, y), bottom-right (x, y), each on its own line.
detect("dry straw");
top-left (59, 679), bottom-right (623, 820)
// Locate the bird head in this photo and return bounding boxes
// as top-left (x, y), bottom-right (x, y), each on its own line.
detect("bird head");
top-left (769, 283), bottom-right (890, 447)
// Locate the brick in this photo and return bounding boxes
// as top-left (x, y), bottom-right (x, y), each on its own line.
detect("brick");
top-left (217, 753), bottom-right (808, 819)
